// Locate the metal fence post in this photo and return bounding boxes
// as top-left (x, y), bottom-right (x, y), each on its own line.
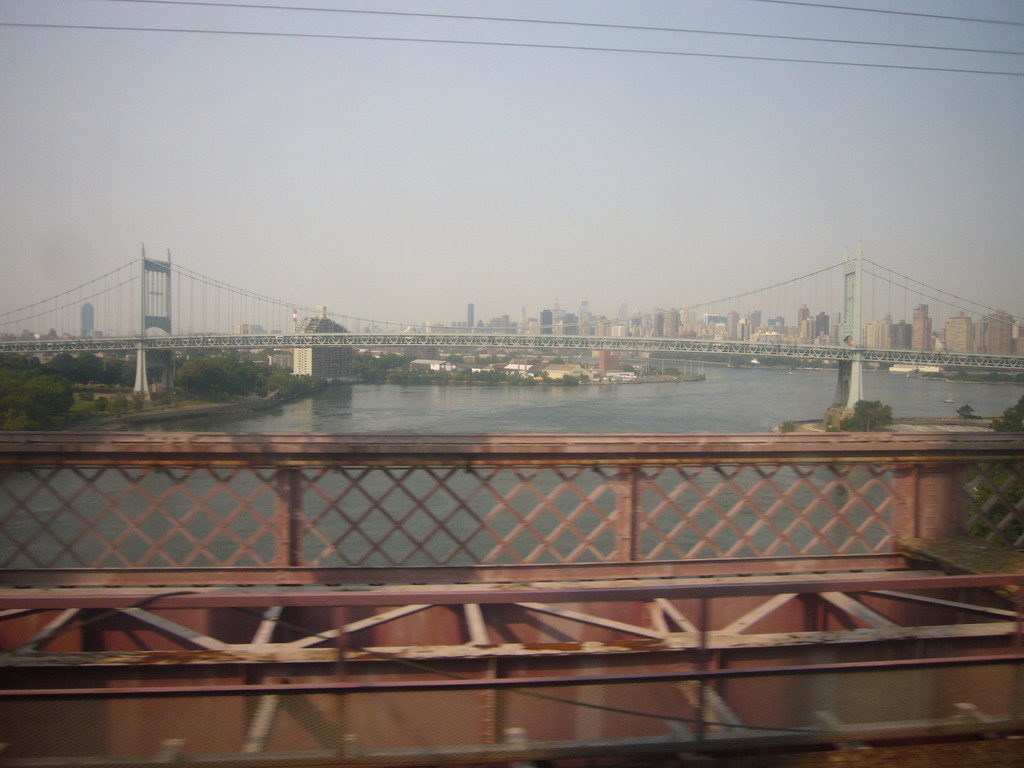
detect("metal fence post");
top-left (614, 467), bottom-right (641, 562)
top-left (273, 468), bottom-right (303, 567)
top-left (891, 464), bottom-right (919, 541)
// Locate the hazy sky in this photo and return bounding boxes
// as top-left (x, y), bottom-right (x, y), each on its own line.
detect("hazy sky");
top-left (2, 0), bottom-right (1023, 329)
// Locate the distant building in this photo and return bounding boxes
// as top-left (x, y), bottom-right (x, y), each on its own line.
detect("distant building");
top-left (912, 304), bottom-right (932, 351)
top-left (504, 362), bottom-right (539, 377)
top-left (542, 363), bottom-right (591, 380)
top-left (410, 359), bottom-right (459, 372)
top-left (292, 306), bottom-right (354, 379)
top-left (664, 311), bottom-right (680, 338)
top-left (864, 315), bottom-right (893, 349)
top-left (985, 310), bottom-right (1014, 355)
top-left (891, 320), bottom-right (912, 349)
top-left (81, 302), bottom-right (94, 337)
top-left (943, 312), bottom-right (974, 353)
top-left (596, 350), bottom-right (620, 371)
top-left (540, 309), bottom-right (553, 334)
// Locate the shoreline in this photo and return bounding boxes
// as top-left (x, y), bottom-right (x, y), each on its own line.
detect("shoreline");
top-left (65, 391), bottom-right (286, 431)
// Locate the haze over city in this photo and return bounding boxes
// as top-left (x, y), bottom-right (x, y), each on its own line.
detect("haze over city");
top-left (2, 0), bottom-right (1022, 329)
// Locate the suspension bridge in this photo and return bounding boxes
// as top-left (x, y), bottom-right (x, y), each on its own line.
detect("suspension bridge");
top-left (1, 246), bottom-right (1021, 412)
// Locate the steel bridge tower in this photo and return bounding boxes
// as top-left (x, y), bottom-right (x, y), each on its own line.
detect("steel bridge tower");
top-left (133, 247), bottom-right (173, 395)
top-left (832, 245), bottom-right (864, 414)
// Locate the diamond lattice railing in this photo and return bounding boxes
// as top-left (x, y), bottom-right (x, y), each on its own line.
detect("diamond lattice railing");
top-left (963, 460), bottom-right (1024, 549)
top-left (298, 465), bottom-right (621, 566)
top-left (639, 464), bottom-right (897, 560)
top-left (3, 433), bottom-right (1021, 574)
top-left (0, 466), bottom-right (281, 568)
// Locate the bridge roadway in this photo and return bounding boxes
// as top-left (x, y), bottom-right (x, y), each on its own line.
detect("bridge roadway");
top-left (3, 331), bottom-right (1024, 370)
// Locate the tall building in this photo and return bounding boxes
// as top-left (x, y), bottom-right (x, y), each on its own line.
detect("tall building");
top-left (865, 316), bottom-right (893, 349)
top-left (814, 312), bottom-right (829, 340)
top-left (467, 304), bottom-right (474, 329)
top-left (292, 306), bottom-right (354, 379)
top-left (80, 302), bottom-right (94, 337)
top-left (540, 309), bottom-right (553, 334)
top-left (664, 310), bottom-right (680, 338)
top-left (912, 304), bottom-right (932, 351)
top-left (891, 320), bottom-right (912, 349)
top-left (943, 312), bottom-right (974, 353)
top-left (985, 310), bottom-right (1014, 355)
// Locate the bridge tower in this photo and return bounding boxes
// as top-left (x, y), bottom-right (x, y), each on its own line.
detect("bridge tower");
top-left (830, 245), bottom-right (864, 421)
top-left (133, 247), bottom-right (174, 396)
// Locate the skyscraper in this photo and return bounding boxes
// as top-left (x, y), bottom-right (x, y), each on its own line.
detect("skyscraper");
top-left (80, 302), bottom-right (94, 337)
top-left (944, 312), bottom-right (973, 353)
top-left (467, 304), bottom-right (474, 329)
top-left (912, 304), bottom-right (932, 351)
top-left (985, 310), bottom-right (1014, 355)
top-left (540, 309), bottom-right (553, 334)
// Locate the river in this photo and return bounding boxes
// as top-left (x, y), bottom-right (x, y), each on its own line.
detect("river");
top-left (141, 367), bottom-right (1024, 434)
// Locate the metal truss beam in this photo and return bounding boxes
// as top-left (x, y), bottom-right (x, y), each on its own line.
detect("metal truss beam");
top-left (3, 332), bottom-right (1022, 370)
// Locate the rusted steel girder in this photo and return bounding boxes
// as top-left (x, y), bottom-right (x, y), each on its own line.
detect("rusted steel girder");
top-left (3, 431), bottom-right (1024, 467)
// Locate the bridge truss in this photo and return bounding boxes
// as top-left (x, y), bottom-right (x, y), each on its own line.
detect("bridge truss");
top-left (3, 331), bottom-right (1023, 371)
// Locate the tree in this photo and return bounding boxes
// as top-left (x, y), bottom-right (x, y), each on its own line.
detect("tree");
top-left (956, 404), bottom-right (976, 421)
top-left (0, 368), bottom-right (74, 429)
top-left (991, 395), bottom-right (1024, 432)
top-left (176, 356), bottom-right (266, 399)
top-left (839, 400), bottom-right (893, 432)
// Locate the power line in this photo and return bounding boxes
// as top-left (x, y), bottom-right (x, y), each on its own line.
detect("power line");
top-left (75, 0), bottom-right (1024, 58)
top-left (739, 0), bottom-right (1024, 28)
top-left (3, 21), bottom-right (1023, 77)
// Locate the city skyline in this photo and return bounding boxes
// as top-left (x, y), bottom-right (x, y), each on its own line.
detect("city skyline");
top-left (5, 261), bottom-right (1020, 357)
top-left (2, 1), bottom-right (1022, 324)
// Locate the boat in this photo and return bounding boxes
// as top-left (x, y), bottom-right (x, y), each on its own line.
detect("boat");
top-left (944, 393), bottom-right (955, 403)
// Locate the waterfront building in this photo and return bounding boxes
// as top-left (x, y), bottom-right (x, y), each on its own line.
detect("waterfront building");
top-left (543, 363), bottom-right (591, 380)
top-left (292, 306), bottom-right (354, 379)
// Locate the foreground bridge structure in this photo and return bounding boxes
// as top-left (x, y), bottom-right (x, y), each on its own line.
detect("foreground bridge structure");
top-left (1, 430), bottom-right (1023, 766)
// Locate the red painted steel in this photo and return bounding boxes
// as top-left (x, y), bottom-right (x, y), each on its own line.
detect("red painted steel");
top-left (2, 431), bottom-right (1023, 765)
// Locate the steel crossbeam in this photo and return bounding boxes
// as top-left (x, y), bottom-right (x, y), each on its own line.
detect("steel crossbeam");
top-left (3, 432), bottom-right (1024, 765)
top-left (2, 332), bottom-right (1023, 369)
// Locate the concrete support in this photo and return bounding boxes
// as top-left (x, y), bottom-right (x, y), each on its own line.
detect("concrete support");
top-left (828, 245), bottom-right (865, 422)
top-left (132, 247), bottom-right (174, 396)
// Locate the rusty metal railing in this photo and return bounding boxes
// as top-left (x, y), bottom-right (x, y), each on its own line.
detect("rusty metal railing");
top-left (1, 432), bottom-right (1022, 585)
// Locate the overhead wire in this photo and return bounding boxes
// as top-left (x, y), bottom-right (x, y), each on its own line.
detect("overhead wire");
top-left (2, 21), bottom-right (1022, 78)
top-left (71, 0), bottom-right (1024, 59)
top-left (739, 0), bottom-right (1024, 28)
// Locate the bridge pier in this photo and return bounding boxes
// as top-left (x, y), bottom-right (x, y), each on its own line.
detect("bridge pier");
top-left (133, 247), bottom-right (174, 397)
